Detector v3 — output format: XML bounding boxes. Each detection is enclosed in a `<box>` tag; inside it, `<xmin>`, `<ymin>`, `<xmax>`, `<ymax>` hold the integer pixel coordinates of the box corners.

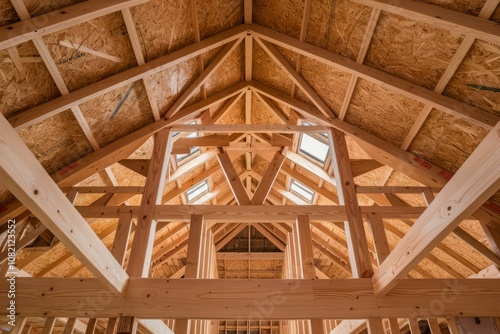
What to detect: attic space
<box><xmin>0</xmin><ymin>0</ymin><xmax>499</xmax><ymax>333</ymax></box>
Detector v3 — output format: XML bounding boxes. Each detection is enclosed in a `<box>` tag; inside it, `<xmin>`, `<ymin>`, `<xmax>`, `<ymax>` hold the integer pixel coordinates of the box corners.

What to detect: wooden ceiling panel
<box><xmin>79</xmin><ymin>80</ymin><xmax>154</xmax><ymax>147</ymax></box>
<box><xmin>0</xmin><ymin>40</ymin><xmax>60</xmax><ymax>119</ymax></box>
<box><xmin>203</xmin><ymin>42</ymin><xmax>244</xmax><ymax>97</ymax></box>
<box><xmin>17</xmin><ymin>109</ymin><xmax>93</xmax><ymax>174</ymax></box>
<box><xmin>253</xmin><ymin>41</ymin><xmax>294</xmax><ymax>96</ymax></box>
<box><xmin>196</xmin><ymin>0</ymin><xmax>243</xmax><ymax>40</ymax></box>
<box><xmin>253</xmin><ymin>0</ymin><xmax>303</xmax><ymax>40</ymax></box>
<box><xmin>345</xmin><ymin>78</ymin><xmax>424</xmax><ymax>148</ymax></box>
<box><xmin>148</xmin><ymin>57</ymin><xmax>200</xmax><ymax>115</ymax></box>
<box><xmin>41</xmin><ymin>12</ymin><xmax>137</xmax><ymax>92</ymax></box>
<box><xmin>365</xmin><ymin>12</ymin><xmax>463</xmax><ymax>90</ymax></box>
<box><xmin>298</xmin><ymin>56</ymin><xmax>352</xmax><ymax>116</ymax></box>
<box><xmin>409</xmin><ymin>108</ymin><xmax>488</xmax><ymax>174</ymax></box>
<box><xmin>130</xmin><ymin>0</ymin><xmax>195</xmax><ymax>62</ymax></box>
<box><xmin>443</xmin><ymin>40</ymin><xmax>500</xmax><ymax>115</ymax></box>
<box><xmin>306</xmin><ymin>0</ymin><xmax>371</xmax><ymax>61</ymax></box>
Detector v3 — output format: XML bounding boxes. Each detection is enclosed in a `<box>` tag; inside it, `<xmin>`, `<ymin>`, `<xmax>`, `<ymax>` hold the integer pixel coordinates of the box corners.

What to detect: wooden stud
<box><xmin>368</xmin><ymin>214</ymin><xmax>390</xmax><ymax>265</ymax></box>
<box><xmin>427</xmin><ymin>319</ymin><xmax>442</xmax><ymax>334</ymax></box>
<box><xmin>41</xmin><ymin>318</ymin><xmax>56</xmax><ymax>334</ymax></box>
<box><xmin>127</xmin><ymin>129</ymin><xmax>173</xmax><ymax>278</ymax></box>
<box><xmin>296</xmin><ymin>215</ymin><xmax>315</xmax><ymax>279</ymax></box>
<box><xmin>185</xmin><ymin>215</ymin><xmax>205</xmax><ymax>278</ymax></box>
<box><xmin>106</xmin><ymin>319</ymin><xmax>118</xmax><ymax>334</ymax></box>
<box><xmin>328</xmin><ymin>128</ymin><xmax>373</xmax><ymax>278</ymax></box>
<box><xmin>111</xmin><ymin>211</ymin><xmax>134</xmax><ymax>266</ymax></box>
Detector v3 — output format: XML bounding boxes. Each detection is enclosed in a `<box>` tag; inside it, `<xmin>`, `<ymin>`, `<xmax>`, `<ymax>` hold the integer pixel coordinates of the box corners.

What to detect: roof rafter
<box><xmin>373</xmin><ymin>122</ymin><xmax>500</xmax><ymax>296</ymax></box>
<box><xmin>0</xmin><ymin>113</ymin><xmax>128</xmax><ymax>295</ymax></box>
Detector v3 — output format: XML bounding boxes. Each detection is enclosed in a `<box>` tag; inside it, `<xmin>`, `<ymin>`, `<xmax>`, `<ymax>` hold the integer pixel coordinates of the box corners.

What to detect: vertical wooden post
<box><xmin>296</xmin><ymin>215</ymin><xmax>315</xmax><ymax>279</ymax></box>
<box><xmin>367</xmin><ymin>318</ymin><xmax>385</xmax><ymax>334</ymax></box>
<box><xmin>41</xmin><ymin>318</ymin><xmax>56</xmax><ymax>334</ymax></box>
<box><xmin>328</xmin><ymin>128</ymin><xmax>373</xmax><ymax>278</ymax></box>
<box><xmin>446</xmin><ymin>318</ymin><xmax>460</xmax><ymax>334</ymax></box>
<box><xmin>10</xmin><ymin>317</ymin><xmax>27</xmax><ymax>334</ymax></box>
<box><xmin>62</xmin><ymin>318</ymin><xmax>77</xmax><ymax>334</ymax></box>
<box><xmin>408</xmin><ymin>318</ymin><xmax>421</xmax><ymax>334</ymax></box>
<box><xmin>106</xmin><ymin>319</ymin><xmax>118</xmax><ymax>334</ymax></box>
<box><xmin>85</xmin><ymin>319</ymin><xmax>97</xmax><ymax>334</ymax></box>
<box><xmin>387</xmin><ymin>318</ymin><xmax>400</xmax><ymax>334</ymax></box>
<box><xmin>112</xmin><ymin>210</ymin><xmax>133</xmax><ymax>267</ymax></box>
<box><xmin>427</xmin><ymin>319</ymin><xmax>442</xmax><ymax>334</ymax></box>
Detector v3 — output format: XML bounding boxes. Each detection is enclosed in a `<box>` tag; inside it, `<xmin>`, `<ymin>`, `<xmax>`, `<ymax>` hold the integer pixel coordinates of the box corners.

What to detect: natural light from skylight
<box><xmin>290</xmin><ymin>180</ymin><xmax>314</xmax><ymax>203</ymax></box>
<box><xmin>186</xmin><ymin>181</ymin><xmax>209</xmax><ymax>202</ymax></box>
<box><xmin>299</xmin><ymin>133</ymin><xmax>329</xmax><ymax>163</ymax></box>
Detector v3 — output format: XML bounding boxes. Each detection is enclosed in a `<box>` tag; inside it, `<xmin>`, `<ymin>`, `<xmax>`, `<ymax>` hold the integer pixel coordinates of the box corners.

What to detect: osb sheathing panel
<box><xmin>365</xmin><ymin>12</ymin><xmax>463</xmax><ymax>90</ymax></box>
<box><xmin>0</xmin><ymin>0</ymin><xmax>18</xmax><ymax>25</ymax></box>
<box><xmin>345</xmin><ymin>134</ymin><xmax>371</xmax><ymax>159</ymax></box>
<box><xmin>204</xmin><ymin>42</ymin><xmax>244</xmax><ymax>97</ymax></box>
<box><xmin>196</xmin><ymin>0</ymin><xmax>243</xmax><ymax>40</ymax></box>
<box><xmin>130</xmin><ymin>0</ymin><xmax>194</xmax><ymax>62</ymax></box>
<box><xmin>217</xmin><ymin>97</ymin><xmax>245</xmax><ymax>124</ymax></box>
<box><xmin>421</xmin><ymin>0</ymin><xmax>486</xmax><ymax>16</ymax></box>
<box><xmin>297</xmin><ymin>56</ymin><xmax>352</xmax><ymax>116</ymax></box>
<box><xmin>409</xmin><ymin>109</ymin><xmax>488</xmax><ymax>174</ymax></box>
<box><xmin>345</xmin><ymin>78</ymin><xmax>423</xmax><ymax>147</ymax></box>
<box><xmin>253</xmin><ymin>0</ymin><xmax>303</xmax><ymax>39</ymax></box>
<box><xmin>150</xmin><ymin>57</ymin><xmax>199</xmax><ymax>116</ymax></box>
<box><xmin>109</xmin><ymin>162</ymin><xmax>146</xmax><ymax>186</ymax></box>
<box><xmin>23</xmin><ymin>0</ymin><xmax>86</xmax><ymax>16</ymax></box>
<box><xmin>386</xmin><ymin>170</ymin><xmax>423</xmax><ymax>187</ymax></box>
<box><xmin>0</xmin><ymin>41</ymin><xmax>59</xmax><ymax>119</ymax></box>
<box><xmin>42</xmin><ymin>12</ymin><xmax>137</xmax><ymax>92</ymax></box>
<box><xmin>306</xmin><ymin>0</ymin><xmax>371</xmax><ymax>60</ymax></box>
<box><xmin>79</xmin><ymin>80</ymin><xmax>154</xmax><ymax>147</ymax></box>
<box><xmin>253</xmin><ymin>42</ymin><xmax>293</xmax><ymax>95</ymax></box>
<box><xmin>443</xmin><ymin>40</ymin><xmax>500</xmax><ymax>115</ymax></box>
<box><xmin>129</xmin><ymin>136</ymin><xmax>153</xmax><ymax>159</ymax></box>
<box><xmin>18</xmin><ymin>110</ymin><xmax>93</xmax><ymax>175</ymax></box>
<box><xmin>251</xmin><ymin>93</ymin><xmax>284</xmax><ymax>124</ymax></box>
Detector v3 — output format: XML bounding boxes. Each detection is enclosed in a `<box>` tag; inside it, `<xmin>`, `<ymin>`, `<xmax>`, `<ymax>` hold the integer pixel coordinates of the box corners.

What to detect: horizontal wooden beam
<box><xmin>2</xmin><ymin>278</ymin><xmax>500</xmax><ymax>319</ymax></box>
<box><xmin>216</xmin><ymin>252</ymin><xmax>284</xmax><ymax>260</ymax></box>
<box><xmin>170</xmin><ymin>123</ymin><xmax>328</xmax><ymax>133</ymax></box>
<box><xmin>75</xmin><ymin>204</ymin><xmax>426</xmax><ymax>221</ymax></box>
<box><xmin>351</xmin><ymin>0</ymin><xmax>500</xmax><ymax>46</ymax></box>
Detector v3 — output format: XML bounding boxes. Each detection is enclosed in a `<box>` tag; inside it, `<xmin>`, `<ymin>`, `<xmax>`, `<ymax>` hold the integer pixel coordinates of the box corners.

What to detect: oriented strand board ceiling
<box><xmin>0</xmin><ymin>0</ymin><xmax>499</xmax><ymax>320</ymax></box>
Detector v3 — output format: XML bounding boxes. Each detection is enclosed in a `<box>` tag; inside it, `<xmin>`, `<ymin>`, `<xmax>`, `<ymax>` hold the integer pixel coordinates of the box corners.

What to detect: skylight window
<box><xmin>290</xmin><ymin>180</ymin><xmax>314</xmax><ymax>203</ymax></box>
<box><xmin>176</xmin><ymin>123</ymin><xmax>199</xmax><ymax>162</ymax></box>
<box><xmin>186</xmin><ymin>181</ymin><xmax>209</xmax><ymax>202</ymax></box>
<box><xmin>299</xmin><ymin>133</ymin><xmax>329</xmax><ymax>163</ymax></box>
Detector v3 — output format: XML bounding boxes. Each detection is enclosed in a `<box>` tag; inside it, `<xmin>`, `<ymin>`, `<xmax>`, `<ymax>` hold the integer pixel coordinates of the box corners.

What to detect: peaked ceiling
<box><xmin>0</xmin><ymin>0</ymin><xmax>499</xmax><ymax>298</ymax></box>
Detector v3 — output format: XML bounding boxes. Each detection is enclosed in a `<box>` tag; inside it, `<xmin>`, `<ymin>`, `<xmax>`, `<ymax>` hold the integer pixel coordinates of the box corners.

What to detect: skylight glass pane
<box><xmin>299</xmin><ymin>133</ymin><xmax>329</xmax><ymax>163</ymax></box>
<box><xmin>290</xmin><ymin>180</ymin><xmax>314</xmax><ymax>202</ymax></box>
<box><xmin>302</xmin><ymin>121</ymin><xmax>327</xmax><ymax>137</ymax></box>
<box><xmin>187</xmin><ymin>181</ymin><xmax>209</xmax><ymax>202</ymax></box>
<box><xmin>177</xmin><ymin>146</ymin><xmax>200</xmax><ymax>162</ymax></box>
